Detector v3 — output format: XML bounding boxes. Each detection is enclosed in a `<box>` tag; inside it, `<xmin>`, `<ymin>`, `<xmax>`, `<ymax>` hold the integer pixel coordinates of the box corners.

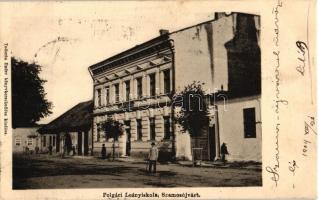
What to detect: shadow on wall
<box><xmin>225</xmin><ymin>13</ymin><xmax>261</xmax><ymax>98</ymax></box>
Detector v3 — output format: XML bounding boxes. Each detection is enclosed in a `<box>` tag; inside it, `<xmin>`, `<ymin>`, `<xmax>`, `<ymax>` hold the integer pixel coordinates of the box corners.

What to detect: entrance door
<box><xmin>84</xmin><ymin>131</ymin><xmax>89</xmax><ymax>156</ymax></box>
<box><xmin>65</xmin><ymin>133</ymin><xmax>72</xmax><ymax>154</ymax></box>
<box><xmin>78</xmin><ymin>132</ymin><xmax>82</xmax><ymax>155</ymax></box>
<box><xmin>56</xmin><ymin>133</ymin><xmax>60</xmax><ymax>153</ymax></box>
<box><xmin>208</xmin><ymin>126</ymin><xmax>216</xmax><ymax>161</ymax></box>
<box><xmin>125</xmin><ymin>121</ymin><xmax>131</xmax><ymax>156</ymax></box>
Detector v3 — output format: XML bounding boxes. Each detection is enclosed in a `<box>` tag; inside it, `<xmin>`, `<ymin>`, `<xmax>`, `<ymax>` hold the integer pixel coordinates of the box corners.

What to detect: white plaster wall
<box><xmin>171</xmin><ymin>24</ymin><xmax>213</xmax><ymax>93</ymax></box>
<box><xmin>217</xmin><ymin>96</ymin><xmax>261</xmax><ymax>162</ymax></box>
<box><xmin>174</xmin><ymin>106</ymin><xmax>192</xmax><ymax>160</ymax></box>
<box><xmin>12</xmin><ymin>127</ymin><xmax>39</xmax><ymax>152</ymax></box>
<box><xmin>170</xmin><ymin>15</ymin><xmax>235</xmax><ymax>94</ymax></box>
<box><xmin>69</xmin><ymin>132</ymin><xmax>78</xmax><ymax>147</ymax></box>
<box><xmin>175</xmin><ymin>125</ymin><xmax>192</xmax><ymax>161</ymax></box>
<box><xmin>211</xmin><ymin>15</ymin><xmax>235</xmax><ymax>91</ymax></box>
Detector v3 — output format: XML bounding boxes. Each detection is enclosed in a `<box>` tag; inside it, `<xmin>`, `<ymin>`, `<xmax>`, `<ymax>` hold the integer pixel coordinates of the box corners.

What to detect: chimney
<box><xmin>214</xmin><ymin>12</ymin><xmax>226</xmax><ymax>20</ymax></box>
<box><xmin>159</xmin><ymin>29</ymin><xmax>169</xmax><ymax>36</ymax></box>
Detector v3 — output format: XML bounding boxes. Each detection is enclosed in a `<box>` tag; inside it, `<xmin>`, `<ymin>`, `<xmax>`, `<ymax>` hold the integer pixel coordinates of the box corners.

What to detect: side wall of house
<box><xmin>217</xmin><ymin>96</ymin><xmax>261</xmax><ymax>162</ymax></box>
<box><xmin>12</xmin><ymin>128</ymin><xmax>40</xmax><ymax>153</ymax></box>
<box><xmin>170</xmin><ymin>14</ymin><xmax>235</xmax><ymax>93</ymax></box>
<box><xmin>169</xmin><ymin>14</ymin><xmax>237</xmax><ymax>161</ymax></box>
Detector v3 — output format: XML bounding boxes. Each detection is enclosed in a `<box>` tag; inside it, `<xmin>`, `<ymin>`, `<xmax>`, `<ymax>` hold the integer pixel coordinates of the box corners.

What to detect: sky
<box><xmin>7</xmin><ymin>1</ymin><xmax>237</xmax><ymax>124</ymax></box>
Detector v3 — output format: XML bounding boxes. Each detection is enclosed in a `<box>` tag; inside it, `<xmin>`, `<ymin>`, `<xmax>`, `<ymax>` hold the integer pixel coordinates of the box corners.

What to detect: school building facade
<box><xmin>88</xmin><ymin>12</ymin><xmax>261</xmax><ymax>162</ymax></box>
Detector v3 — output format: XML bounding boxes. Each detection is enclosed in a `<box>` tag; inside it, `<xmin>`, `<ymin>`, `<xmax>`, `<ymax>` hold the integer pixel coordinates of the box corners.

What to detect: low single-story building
<box><xmin>38</xmin><ymin>100</ymin><xmax>93</xmax><ymax>156</ymax></box>
<box><xmin>12</xmin><ymin>126</ymin><xmax>41</xmax><ymax>153</ymax></box>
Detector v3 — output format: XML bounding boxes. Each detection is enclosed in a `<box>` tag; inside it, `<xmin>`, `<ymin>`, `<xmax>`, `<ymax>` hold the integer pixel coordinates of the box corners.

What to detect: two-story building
<box><xmin>88</xmin><ymin>12</ymin><xmax>261</xmax><ymax>162</ymax></box>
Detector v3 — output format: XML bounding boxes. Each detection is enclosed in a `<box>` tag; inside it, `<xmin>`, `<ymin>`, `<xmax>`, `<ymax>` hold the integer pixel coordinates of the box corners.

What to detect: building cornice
<box><xmin>89</xmin><ymin>36</ymin><xmax>171</xmax><ymax>76</ymax></box>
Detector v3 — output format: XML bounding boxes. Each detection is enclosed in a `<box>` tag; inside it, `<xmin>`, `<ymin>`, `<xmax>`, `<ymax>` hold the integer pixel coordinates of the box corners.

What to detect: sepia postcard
<box><xmin>0</xmin><ymin>0</ymin><xmax>316</xmax><ymax>199</ymax></box>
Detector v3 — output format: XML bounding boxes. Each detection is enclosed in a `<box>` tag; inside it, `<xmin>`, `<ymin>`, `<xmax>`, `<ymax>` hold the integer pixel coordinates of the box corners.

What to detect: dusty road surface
<box><xmin>13</xmin><ymin>154</ymin><xmax>262</xmax><ymax>189</ymax></box>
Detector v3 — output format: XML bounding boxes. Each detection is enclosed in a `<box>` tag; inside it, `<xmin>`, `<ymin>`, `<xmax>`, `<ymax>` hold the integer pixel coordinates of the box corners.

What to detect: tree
<box><xmin>173</xmin><ymin>81</ymin><xmax>209</xmax><ymax>163</ymax></box>
<box><xmin>100</xmin><ymin>117</ymin><xmax>124</xmax><ymax>161</ymax></box>
<box><xmin>12</xmin><ymin>57</ymin><xmax>52</xmax><ymax>128</ymax></box>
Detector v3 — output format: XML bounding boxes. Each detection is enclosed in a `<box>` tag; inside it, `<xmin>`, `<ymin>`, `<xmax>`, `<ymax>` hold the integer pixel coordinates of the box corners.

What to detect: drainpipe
<box><xmin>214</xmin><ymin>105</ymin><xmax>221</xmax><ymax>161</ymax></box>
<box><xmin>88</xmin><ymin>67</ymin><xmax>95</xmax><ymax>156</ymax></box>
<box><xmin>168</xmin><ymin>39</ymin><xmax>176</xmax><ymax>160</ymax></box>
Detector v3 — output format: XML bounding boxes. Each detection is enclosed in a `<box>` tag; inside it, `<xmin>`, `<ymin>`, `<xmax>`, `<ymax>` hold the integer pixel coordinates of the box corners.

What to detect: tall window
<box><xmin>243</xmin><ymin>108</ymin><xmax>256</xmax><ymax>138</ymax></box>
<box><xmin>149</xmin><ymin>73</ymin><xmax>156</xmax><ymax>97</ymax></box>
<box><xmin>164</xmin><ymin>117</ymin><xmax>171</xmax><ymax>139</ymax></box>
<box><xmin>53</xmin><ymin>136</ymin><xmax>56</xmax><ymax>146</ymax></box>
<box><xmin>43</xmin><ymin>136</ymin><xmax>46</xmax><ymax>147</ymax></box>
<box><xmin>137</xmin><ymin>119</ymin><xmax>142</xmax><ymax>140</ymax></box>
<box><xmin>97</xmin><ymin>124</ymin><xmax>101</xmax><ymax>142</ymax></box>
<box><xmin>136</xmin><ymin>77</ymin><xmax>143</xmax><ymax>99</ymax></box>
<box><xmin>105</xmin><ymin>87</ymin><xmax>110</xmax><ymax>105</ymax></box>
<box><xmin>149</xmin><ymin>118</ymin><xmax>156</xmax><ymax>140</ymax></box>
<box><xmin>125</xmin><ymin>80</ymin><xmax>130</xmax><ymax>101</ymax></box>
<box><xmin>114</xmin><ymin>84</ymin><xmax>120</xmax><ymax>103</ymax></box>
<box><xmin>97</xmin><ymin>89</ymin><xmax>101</xmax><ymax>107</ymax></box>
<box><xmin>49</xmin><ymin>136</ymin><xmax>52</xmax><ymax>146</ymax></box>
<box><xmin>164</xmin><ymin>70</ymin><xmax>171</xmax><ymax>94</ymax></box>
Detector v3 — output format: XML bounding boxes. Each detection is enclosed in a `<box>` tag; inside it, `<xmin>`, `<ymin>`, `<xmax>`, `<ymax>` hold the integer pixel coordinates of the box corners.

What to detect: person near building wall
<box><xmin>148</xmin><ymin>142</ymin><xmax>159</xmax><ymax>173</ymax></box>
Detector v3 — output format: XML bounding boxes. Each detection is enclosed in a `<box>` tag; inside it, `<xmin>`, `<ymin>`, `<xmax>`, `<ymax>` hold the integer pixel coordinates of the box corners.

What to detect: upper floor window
<box><xmin>243</xmin><ymin>107</ymin><xmax>256</xmax><ymax>138</ymax></box>
<box><xmin>105</xmin><ymin>87</ymin><xmax>110</xmax><ymax>105</ymax></box>
<box><xmin>97</xmin><ymin>88</ymin><xmax>101</xmax><ymax>107</ymax></box>
<box><xmin>136</xmin><ymin>77</ymin><xmax>143</xmax><ymax>99</ymax></box>
<box><xmin>149</xmin><ymin>73</ymin><xmax>156</xmax><ymax>97</ymax></box>
<box><xmin>149</xmin><ymin>118</ymin><xmax>156</xmax><ymax>140</ymax></box>
<box><xmin>114</xmin><ymin>84</ymin><xmax>120</xmax><ymax>103</ymax></box>
<box><xmin>125</xmin><ymin>80</ymin><xmax>130</xmax><ymax>101</ymax></box>
<box><xmin>164</xmin><ymin>70</ymin><xmax>171</xmax><ymax>94</ymax></box>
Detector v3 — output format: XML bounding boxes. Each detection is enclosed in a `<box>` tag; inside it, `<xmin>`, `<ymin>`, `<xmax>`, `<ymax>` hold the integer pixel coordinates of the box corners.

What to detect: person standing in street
<box><xmin>101</xmin><ymin>144</ymin><xmax>107</xmax><ymax>159</ymax></box>
<box><xmin>148</xmin><ymin>142</ymin><xmax>159</xmax><ymax>174</ymax></box>
<box><xmin>220</xmin><ymin>142</ymin><xmax>229</xmax><ymax>164</ymax></box>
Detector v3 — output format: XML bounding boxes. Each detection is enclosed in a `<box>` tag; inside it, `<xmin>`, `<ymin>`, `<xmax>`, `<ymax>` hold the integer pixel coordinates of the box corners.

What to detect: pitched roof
<box><xmin>38</xmin><ymin>100</ymin><xmax>93</xmax><ymax>134</ymax></box>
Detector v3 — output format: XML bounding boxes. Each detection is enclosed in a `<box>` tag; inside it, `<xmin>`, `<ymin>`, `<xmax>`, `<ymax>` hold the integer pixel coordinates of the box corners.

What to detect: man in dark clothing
<box><xmin>101</xmin><ymin>144</ymin><xmax>107</xmax><ymax>159</ymax></box>
<box><xmin>220</xmin><ymin>143</ymin><xmax>229</xmax><ymax>164</ymax></box>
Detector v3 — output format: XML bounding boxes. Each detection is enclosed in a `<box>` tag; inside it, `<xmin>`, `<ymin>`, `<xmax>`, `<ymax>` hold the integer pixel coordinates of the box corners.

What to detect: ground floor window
<box><xmin>150</xmin><ymin>118</ymin><xmax>155</xmax><ymax>140</ymax></box>
<box><xmin>164</xmin><ymin>116</ymin><xmax>171</xmax><ymax>139</ymax></box>
<box><xmin>96</xmin><ymin>123</ymin><xmax>102</xmax><ymax>142</ymax></box>
<box><xmin>137</xmin><ymin>119</ymin><xmax>142</xmax><ymax>140</ymax></box>
<box><xmin>243</xmin><ymin>107</ymin><xmax>256</xmax><ymax>138</ymax></box>
<box><xmin>15</xmin><ymin>138</ymin><xmax>21</xmax><ymax>146</ymax></box>
<box><xmin>27</xmin><ymin>138</ymin><xmax>33</xmax><ymax>146</ymax></box>
<box><xmin>53</xmin><ymin>136</ymin><xmax>56</xmax><ymax>146</ymax></box>
<box><xmin>43</xmin><ymin>136</ymin><xmax>46</xmax><ymax>147</ymax></box>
